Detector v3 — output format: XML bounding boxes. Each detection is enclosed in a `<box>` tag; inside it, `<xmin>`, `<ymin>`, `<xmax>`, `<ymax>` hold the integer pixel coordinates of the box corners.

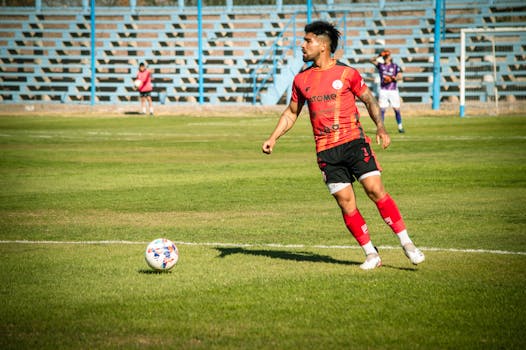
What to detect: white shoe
<box><xmin>360</xmin><ymin>253</ymin><xmax>382</xmax><ymax>270</ymax></box>
<box><xmin>403</xmin><ymin>243</ymin><xmax>425</xmax><ymax>265</ymax></box>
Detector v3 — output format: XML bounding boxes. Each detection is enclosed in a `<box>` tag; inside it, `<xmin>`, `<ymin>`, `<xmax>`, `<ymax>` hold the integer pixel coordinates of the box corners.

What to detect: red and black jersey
<box><xmin>291</xmin><ymin>60</ymin><xmax>368</xmax><ymax>153</ymax></box>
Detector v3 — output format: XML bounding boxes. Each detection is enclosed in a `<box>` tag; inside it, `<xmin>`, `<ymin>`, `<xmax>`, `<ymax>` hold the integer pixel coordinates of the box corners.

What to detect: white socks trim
<box><xmin>396</xmin><ymin>229</ymin><xmax>413</xmax><ymax>246</ymax></box>
<box><xmin>361</xmin><ymin>241</ymin><xmax>378</xmax><ymax>256</ymax></box>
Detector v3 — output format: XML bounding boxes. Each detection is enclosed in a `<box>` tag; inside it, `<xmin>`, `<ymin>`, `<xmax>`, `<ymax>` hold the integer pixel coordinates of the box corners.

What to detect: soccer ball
<box><xmin>145</xmin><ymin>238</ymin><xmax>179</xmax><ymax>271</ymax></box>
<box><xmin>134</xmin><ymin>79</ymin><xmax>142</xmax><ymax>88</ymax></box>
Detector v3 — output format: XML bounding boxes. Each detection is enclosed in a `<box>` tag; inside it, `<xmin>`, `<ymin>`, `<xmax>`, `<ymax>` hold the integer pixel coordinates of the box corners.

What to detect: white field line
<box><xmin>0</xmin><ymin>240</ymin><xmax>525</xmax><ymax>256</ymax></box>
<box><xmin>1</xmin><ymin>133</ymin><xmax>525</xmax><ymax>141</ymax></box>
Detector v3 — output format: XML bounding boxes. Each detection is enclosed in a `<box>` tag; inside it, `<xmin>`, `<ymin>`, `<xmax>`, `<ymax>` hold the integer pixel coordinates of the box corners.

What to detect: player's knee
<box><xmin>362</xmin><ymin>181</ymin><xmax>386</xmax><ymax>202</ymax></box>
<box><xmin>337</xmin><ymin>200</ymin><xmax>357</xmax><ymax>215</ymax></box>
<box><xmin>331</xmin><ymin>190</ymin><xmax>356</xmax><ymax>214</ymax></box>
<box><xmin>368</xmin><ymin>190</ymin><xmax>387</xmax><ymax>203</ymax></box>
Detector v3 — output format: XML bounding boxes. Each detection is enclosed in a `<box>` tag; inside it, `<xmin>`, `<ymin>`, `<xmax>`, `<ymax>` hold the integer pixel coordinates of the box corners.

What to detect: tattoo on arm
<box><xmin>277</xmin><ymin>114</ymin><xmax>295</xmax><ymax>137</ymax></box>
<box><xmin>283</xmin><ymin>114</ymin><xmax>296</xmax><ymax>133</ymax></box>
<box><xmin>271</xmin><ymin>104</ymin><xmax>299</xmax><ymax>141</ymax></box>
<box><xmin>360</xmin><ymin>89</ymin><xmax>384</xmax><ymax>128</ymax></box>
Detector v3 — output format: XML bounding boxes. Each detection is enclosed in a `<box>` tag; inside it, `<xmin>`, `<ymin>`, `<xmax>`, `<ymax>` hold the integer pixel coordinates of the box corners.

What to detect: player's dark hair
<box><xmin>304</xmin><ymin>21</ymin><xmax>340</xmax><ymax>54</ymax></box>
<box><xmin>139</xmin><ymin>62</ymin><xmax>146</xmax><ymax>67</ymax></box>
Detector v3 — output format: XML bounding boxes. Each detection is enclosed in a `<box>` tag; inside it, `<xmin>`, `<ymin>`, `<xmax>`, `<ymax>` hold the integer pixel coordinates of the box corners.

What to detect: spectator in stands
<box><xmin>134</xmin><ymin>62</ymin><xmax>154</xmax><ymax>115</ymax></box>
<box><xmin>371</xmin><ymin>50</ymin><xmax>405</xmax><ymax>133</ymax></box>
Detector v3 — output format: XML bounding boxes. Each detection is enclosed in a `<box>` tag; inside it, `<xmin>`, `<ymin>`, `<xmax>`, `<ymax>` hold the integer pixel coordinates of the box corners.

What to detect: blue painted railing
<box><xmin>251</xmin><ymin>12</ymin><xmax>349</xmax><ymax>105</ymax></box>
<box><xmin>251</xmin><ymin>14</ymin><xmax>298</xmax><ymax>105</ymax></box>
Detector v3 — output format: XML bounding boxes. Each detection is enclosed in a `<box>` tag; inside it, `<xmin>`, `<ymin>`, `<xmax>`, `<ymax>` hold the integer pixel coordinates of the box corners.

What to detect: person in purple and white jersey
<box><xmin>372</xmin><ymin>50</ymin><xmax>405</xmax><ymax>133</ymax></box>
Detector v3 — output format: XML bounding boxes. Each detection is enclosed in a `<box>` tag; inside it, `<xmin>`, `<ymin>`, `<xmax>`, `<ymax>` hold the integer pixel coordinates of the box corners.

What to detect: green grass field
<box><xmin>1</xmin><ymin>112</ymin><xmax>525</xmax><ymax>349</ymax></box>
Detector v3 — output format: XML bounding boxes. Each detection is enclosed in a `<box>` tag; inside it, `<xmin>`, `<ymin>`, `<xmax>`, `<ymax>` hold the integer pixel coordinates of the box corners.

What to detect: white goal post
<box><xmin>460</xmin><ymin>27</ymin><xmax>526</xmax><ymax>117</ymax></box>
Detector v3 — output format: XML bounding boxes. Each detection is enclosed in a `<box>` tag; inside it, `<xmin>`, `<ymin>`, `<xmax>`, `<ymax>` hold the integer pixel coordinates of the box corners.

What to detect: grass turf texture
<box><xmin>1</xmin><ymin>113</ymin><xmax>525</xmax><ymax>349</ymax></box>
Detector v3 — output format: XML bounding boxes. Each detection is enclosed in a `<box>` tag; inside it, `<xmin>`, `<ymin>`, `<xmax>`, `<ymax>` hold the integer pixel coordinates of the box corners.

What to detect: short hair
<box><xmin>304</xmin><ymin>21</ymin><xmax>341</xmax><ymax>54</ymax></box>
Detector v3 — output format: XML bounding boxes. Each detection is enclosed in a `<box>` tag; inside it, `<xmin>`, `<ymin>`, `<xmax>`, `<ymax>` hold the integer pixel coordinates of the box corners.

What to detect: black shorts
<box><xmin>140</xmin><ymin>91</ymin><xmax>152</xmax><ymax>97</ymax></box>
<box><xmin>317</xmin><ymin>139</ymin><xmax>382</xmax><ymax>185</ymax></box>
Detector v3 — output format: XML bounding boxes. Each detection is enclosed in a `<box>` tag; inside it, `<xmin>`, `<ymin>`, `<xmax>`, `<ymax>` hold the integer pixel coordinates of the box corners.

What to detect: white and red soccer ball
<box><xmin>145</xmin><ymin>238</ymin><xmax>179</xmax><ymax>271</ymax></box>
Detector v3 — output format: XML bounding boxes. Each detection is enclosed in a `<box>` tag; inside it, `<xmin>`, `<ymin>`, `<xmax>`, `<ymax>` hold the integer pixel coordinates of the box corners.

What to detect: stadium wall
<box><xmin>1</xmin><ymin>0</ymin><xmax>525</xmax><ymax>106</ymax></box>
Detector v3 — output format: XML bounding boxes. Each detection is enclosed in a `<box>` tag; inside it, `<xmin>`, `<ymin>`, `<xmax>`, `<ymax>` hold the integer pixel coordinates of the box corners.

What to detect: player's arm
<box><xmin>394</xmin><ymin>64</ymin><xmax>403</xmax><ymax>82</ymax></box>
<box><xmin>262</xmin><ymin>100</ymin><xmax>302</xmax><ymax>154</ymax></box>
<box><xmin>358</xmin><ymin>87</ymin><xmax>391</xmax><ymax>149</ymax></box>
<box><xmin>371</xmin><ymin>50</ymin><xmax>389</xmax><ymax>65</ymax></box>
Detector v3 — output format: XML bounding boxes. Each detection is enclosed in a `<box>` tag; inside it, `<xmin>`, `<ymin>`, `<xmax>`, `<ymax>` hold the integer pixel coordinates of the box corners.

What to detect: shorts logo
<box><xmin>362</xmin><ymin>147</ymin><xmax>371</xmax><ymax>163</ymax></box>
<box><xmin>317</xmin><ymin>157</ymin><xmax>327</xmax><ymax>170</ymax></box>
<box><xmin>332</xmin><ymin>79</ymin><xmax>343</xmax><ymax>90</ymax></box>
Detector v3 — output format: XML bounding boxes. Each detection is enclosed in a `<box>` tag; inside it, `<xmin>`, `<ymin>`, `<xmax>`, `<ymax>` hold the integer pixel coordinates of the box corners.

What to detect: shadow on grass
<box><xmin>215</xmin><ymin>247</ymin><xmax>417</xmax><ymax>271</ymax></box>
<box><xmin>137</xmin><ymin>269</ymin><xmax>172</xmax><ymax>274</ymax></box>
<box><xmin>216</xmin><ymin>247</ymin><xmax>360</xmax><ymax>266</ymax></box>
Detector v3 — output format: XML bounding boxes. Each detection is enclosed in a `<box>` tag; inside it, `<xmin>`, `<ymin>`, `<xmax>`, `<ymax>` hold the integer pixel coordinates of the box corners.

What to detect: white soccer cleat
<box><xmin>360</xmin><ymin>253</ymin><xmax>382</xmax><ymax>270</ymax></box>
<box><xmin>403</xmin><ymin>243</ymin><xmax>425</xmax><ymax>265</ymax></box>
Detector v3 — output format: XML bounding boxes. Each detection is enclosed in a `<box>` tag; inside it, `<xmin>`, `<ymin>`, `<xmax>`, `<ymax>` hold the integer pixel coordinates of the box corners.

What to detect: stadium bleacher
<box><xmin>0</xmin><ymin>0</ymin><xmax>525</xmax><ymax>105</ymax></box>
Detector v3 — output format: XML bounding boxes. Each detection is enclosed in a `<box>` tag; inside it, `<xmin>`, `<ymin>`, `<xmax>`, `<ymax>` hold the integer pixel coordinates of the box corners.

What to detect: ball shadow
<box><xmin>137</xmin><ymin>269</ymin><xmax>172</xmax><ymax>274</ymax></box>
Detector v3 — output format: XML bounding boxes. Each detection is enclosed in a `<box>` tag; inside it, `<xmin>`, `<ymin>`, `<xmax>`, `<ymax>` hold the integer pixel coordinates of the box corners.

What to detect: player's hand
<box><xmin>383</xmin><ymin>76</ymin><xmax>393</xmax><ymax>84</ymax></box>
<box><xmin>376</xmin><ymin>127</ymin><xmax>391</xmax><ymax>149</ymax></box>
<box><xmin>262</xmin><ymin>139</ymin><xmax>275</xmax><ymax>154</ymax></box>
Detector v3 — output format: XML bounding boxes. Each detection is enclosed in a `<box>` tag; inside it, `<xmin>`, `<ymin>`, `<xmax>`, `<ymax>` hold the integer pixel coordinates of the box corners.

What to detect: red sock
<box><xmin>343</xmin><ymin>210</ymin><xmax>371</xmax><ymax>246</ymax></box>
<box><xmin>376</xmin><ymin>194</ymin><xmax>406</xmax><ymax>234</ymax></box>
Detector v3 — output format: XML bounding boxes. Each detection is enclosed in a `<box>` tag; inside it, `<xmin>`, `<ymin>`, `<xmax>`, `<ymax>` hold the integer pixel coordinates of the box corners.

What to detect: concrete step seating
<box><xmin>0</xmin><ymin>1</ymin><xmax>525</xmax><ymax>104</ymax></box>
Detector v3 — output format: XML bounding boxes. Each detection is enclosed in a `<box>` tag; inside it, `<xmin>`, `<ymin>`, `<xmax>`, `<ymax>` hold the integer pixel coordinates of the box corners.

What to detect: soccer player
<box><xmin>134</xmin><ymin>62</ymin><xmax>154</xmax><ymax>115</ymax></box>
<box><xmin>371</xmin><ymin>50</ymin><xmax>405</xmax><ymax>133</ymax></box>
<box><xmin>261</xmin><ymin>21</ymin><xmax>424</xmax><ymax>270</ymax></box>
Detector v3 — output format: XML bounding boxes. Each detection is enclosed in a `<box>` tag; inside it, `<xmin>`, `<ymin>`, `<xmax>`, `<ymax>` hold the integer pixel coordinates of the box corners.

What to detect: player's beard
<box><xmin>302</xmin><ymin>52</ymin><xmax>313</xmax><ymax>62</ymax></box>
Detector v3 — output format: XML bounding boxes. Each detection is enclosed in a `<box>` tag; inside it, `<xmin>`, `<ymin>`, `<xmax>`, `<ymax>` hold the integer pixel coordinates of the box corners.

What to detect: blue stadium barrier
<box><xmin>0</xmin><ymin>1</ymin><xmax>525</xmax><ymax>105</ymax></box>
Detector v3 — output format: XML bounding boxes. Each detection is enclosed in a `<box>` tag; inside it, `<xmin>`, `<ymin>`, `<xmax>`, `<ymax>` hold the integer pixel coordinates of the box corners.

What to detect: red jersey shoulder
<box><xmin>294</xmin><ymin>61</ymin><xmax>355</xmax><ymax>84</ymax></box>
<box><xmin>292</xmin><ymin>66</ymin><xmax>314</xmax><ymax>102</ymax></box>
<box><xmin>335</xmin><ymin>61</ymin><xmax>362</xmax><ymax>80</ymax></box>
<box><xmin>292</xmin><ymin>61</ymin><xmax>367</xmax><ymax>101</ymax></box>
<box><xmin>294</xmin><ymin>65</ymin><xmax>314</xmax><ymax>82</ymax></box>
<box><xmin>334</xmin><ymin>62</ymin><xmax>367</xmax><ymax>96</ymax></box>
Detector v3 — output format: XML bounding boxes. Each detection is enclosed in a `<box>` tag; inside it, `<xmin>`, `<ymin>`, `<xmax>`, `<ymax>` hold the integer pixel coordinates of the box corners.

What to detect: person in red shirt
<box><xmin>134</xmin><ymin>62</ymin><xmax>154</xmax><ymax>115</ymax></box>
<box><xmin>262</xmin><ymin>21</ymin><xmax>424</xmax><ymax>270</ymax></box>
